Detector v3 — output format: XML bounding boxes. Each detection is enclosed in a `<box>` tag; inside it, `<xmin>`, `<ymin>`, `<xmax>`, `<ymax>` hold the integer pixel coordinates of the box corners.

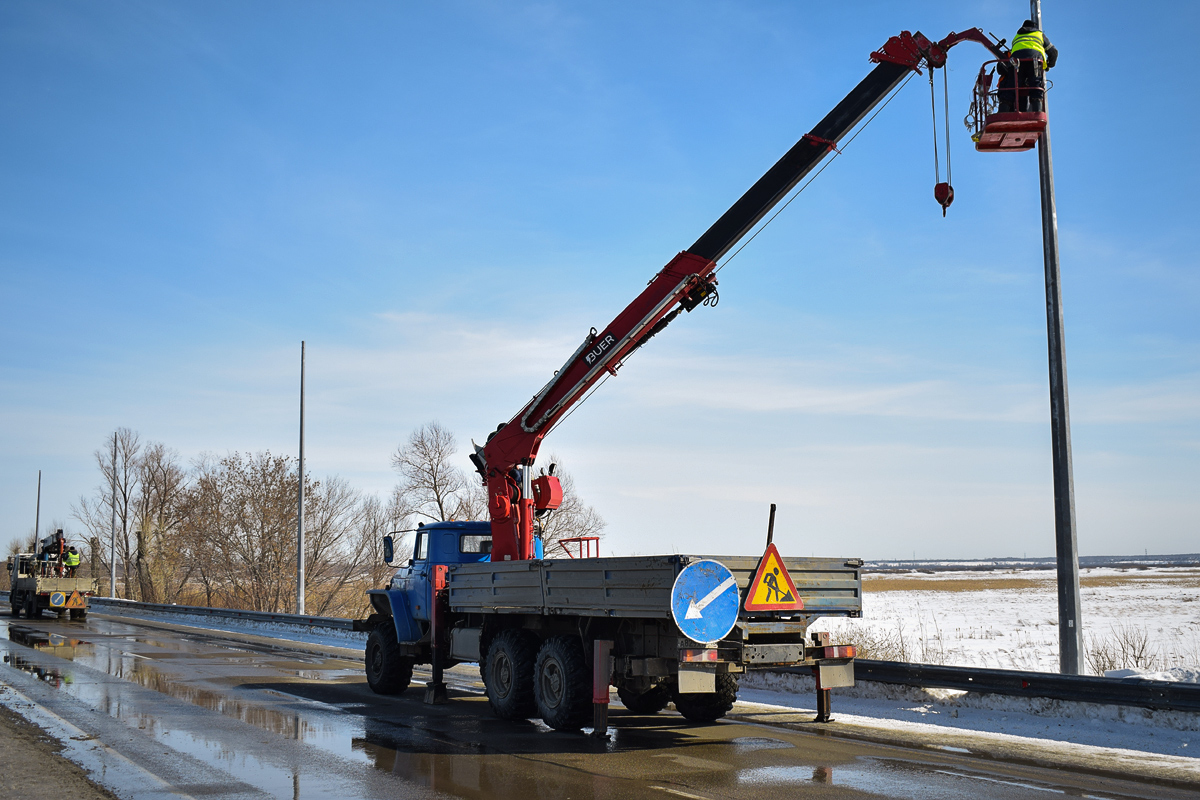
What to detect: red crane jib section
<box><xmin>479</xmin><ymin>28</ymin><xmax>1005</xmax><ymax>563</ymax></box>
<box><xmin>483</xmin><ymin>250</ymin><xmax>717</xmax><ymax>562</ymax></box>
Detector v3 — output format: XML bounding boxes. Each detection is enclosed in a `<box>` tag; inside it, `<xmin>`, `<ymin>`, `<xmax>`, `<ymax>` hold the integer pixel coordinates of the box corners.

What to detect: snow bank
<box><xmin>1107</xmin><ymin>667</ymin><xmax>1200</xmax><ymax>684</ymax></box>
<box><xmin>741</xmin><ymin>669</ymin><xmax>1200</xmax><ymax>758</ymax></box>
<box><xmin>98</xmin><ymin>606</ymin><xmax>368</xmax><ymax>652</ymax></box>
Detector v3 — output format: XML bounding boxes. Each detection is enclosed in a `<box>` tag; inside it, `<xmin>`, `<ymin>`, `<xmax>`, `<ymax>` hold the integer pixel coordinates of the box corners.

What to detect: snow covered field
<box><xmin>809</xmin><ymin>566</ymin><xmax>1200</xmax><ymax>675</ymax></box>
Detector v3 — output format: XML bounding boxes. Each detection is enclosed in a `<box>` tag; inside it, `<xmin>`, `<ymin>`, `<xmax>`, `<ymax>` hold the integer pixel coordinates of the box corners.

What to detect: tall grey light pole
<box><xmin>297</xmin><ymin>341</ymin><xmax>306</xmax><ymax>615</ymax></box>
<box><xmin>110</xmin><ymin>433</ymin><xmax>118</xmax><ymax>599</ymax></box>
<box><xmin>1031</xmin><ymin>0</ymin><xmax>1082</xmax><ymax>674</ymax></box>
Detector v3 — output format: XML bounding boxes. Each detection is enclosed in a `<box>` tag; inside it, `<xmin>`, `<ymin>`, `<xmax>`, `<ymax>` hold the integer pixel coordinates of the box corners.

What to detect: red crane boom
<box><xmin>474</xmin><ymin>28</ymin><xmax>1010</xmax><ymax>563</ymax></box>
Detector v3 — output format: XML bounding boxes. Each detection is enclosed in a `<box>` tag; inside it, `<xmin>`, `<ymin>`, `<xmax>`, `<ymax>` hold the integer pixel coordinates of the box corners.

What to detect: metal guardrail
<box><xmin>776</xmin><ymin>659</ymin><xmax>1200</xmax><ymax>713</ymax></box>
<box><xmin>86</xmin><ymin>596</ymin><xmax>356</xmax><ymax>631</ymax></box>
<box><xmin>0</xmin><ymin>590</ymin><xmax>353</xmax><ymax>631</ymax></box>
<box><xmin>4</xmin><ymin>590</ymin><xmax>1197</xmax><ymax>713</ymax></box>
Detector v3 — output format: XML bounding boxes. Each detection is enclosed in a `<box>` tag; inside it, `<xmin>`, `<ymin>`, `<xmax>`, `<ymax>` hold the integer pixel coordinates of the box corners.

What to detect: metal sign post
<box><xmin>1031</xmin><ymin>0</ymin><xmax>1082</xmax><ymax>674</ymax></box>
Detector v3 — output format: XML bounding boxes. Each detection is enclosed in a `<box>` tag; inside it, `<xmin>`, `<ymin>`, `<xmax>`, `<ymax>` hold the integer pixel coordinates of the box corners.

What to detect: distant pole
<box><xmin>1032</xmin><ymin>0</ymin><xmax>1082</xmax><ymax>674</ymax></box>
<box><xmin>765</xmin><ymin>503</ymin><xmax>776</xmax><ymax>548</ymax></box>
<box><xmin>110</xmin><ymin>433</ymin><xmax>117</xmax><ymax>598</ymax></box>
<box><xmin>34</xmin><ymin>470</ymin><xmax>42</xmax><ymax>543</ymax></box>
<box><xmin>297</xmin><ymin>341</ymin><xmax>306</xmax><ymax>616</ymax></box>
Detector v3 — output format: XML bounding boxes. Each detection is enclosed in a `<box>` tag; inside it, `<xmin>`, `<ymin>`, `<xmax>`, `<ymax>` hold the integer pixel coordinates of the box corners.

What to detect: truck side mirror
<box><xmin>383</xmin><ymin>535</ymin><xmax>394</xmax><ymax>565</ymax></box>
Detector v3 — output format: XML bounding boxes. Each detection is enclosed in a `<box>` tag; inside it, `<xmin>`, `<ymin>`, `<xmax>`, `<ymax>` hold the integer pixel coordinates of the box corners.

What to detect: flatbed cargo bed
<box><xmin>448</xmin><ymin>553</ymin><xmax>862</xmax><ymax>620</ymax></box>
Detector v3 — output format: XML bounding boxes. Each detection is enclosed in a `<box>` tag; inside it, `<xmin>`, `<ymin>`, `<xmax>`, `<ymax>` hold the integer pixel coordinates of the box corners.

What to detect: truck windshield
<box><xmin>460</xmin><ymin>535</ymin><xmax>491</xmax><ymax>554</ymax></box>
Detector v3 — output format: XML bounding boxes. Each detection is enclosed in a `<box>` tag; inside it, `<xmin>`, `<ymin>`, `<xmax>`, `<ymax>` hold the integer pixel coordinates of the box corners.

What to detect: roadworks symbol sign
<box><xmin>744</xmin><ymin>543</ymin><xmax>804</xmax><ymax>612</ymax></box>
<box><xmin>65</xmin><ymin>591</ymin><xmax>86</xmax><ymax>609</ymax></box>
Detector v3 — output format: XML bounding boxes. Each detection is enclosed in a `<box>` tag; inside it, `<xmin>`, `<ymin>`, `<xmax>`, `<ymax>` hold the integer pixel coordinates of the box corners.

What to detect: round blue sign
<box><xmin>671</xmin><ymin>559</ymin><xmax>740</xmax><ymax>644</ymax></box>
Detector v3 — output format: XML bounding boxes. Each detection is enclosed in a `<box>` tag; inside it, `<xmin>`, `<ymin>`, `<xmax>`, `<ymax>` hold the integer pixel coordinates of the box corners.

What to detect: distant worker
<box><xmin>1007</xmin><ymin>19</ymin><xmax>1058</xmax><ymax>113</ymax></box>
<box><xmin>64</xmin><ymin>546</ymin><xmax>81</xmax><ymax>577</ymax></box>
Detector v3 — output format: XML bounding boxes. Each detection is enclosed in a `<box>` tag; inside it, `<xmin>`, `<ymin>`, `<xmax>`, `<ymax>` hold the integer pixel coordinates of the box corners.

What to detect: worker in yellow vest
<box><xmin>1011</xmin><ymin>19</ymin><xmax>1058</xmax><ymax>113</ymax></box>
<box><xmin>64</xmin><ymin>547</ymin><xmax>81</xmax><ymax>577</ymax></box>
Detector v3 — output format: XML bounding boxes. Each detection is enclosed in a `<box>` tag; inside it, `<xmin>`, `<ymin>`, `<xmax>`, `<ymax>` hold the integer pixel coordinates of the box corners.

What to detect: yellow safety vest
<box><xmin>64</xmin><ymin>552</ymin><xmax>80</xmax><ymax>567</ymax></box>
<box><xmin>1011</xmin><ymin>30</ymin><xmax>1046</xmax><ymax>59</ymax></box>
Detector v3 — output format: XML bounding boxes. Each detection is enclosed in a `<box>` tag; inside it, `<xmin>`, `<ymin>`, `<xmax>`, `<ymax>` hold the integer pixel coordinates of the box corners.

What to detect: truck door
<box><xmin>407</xmin><ymin>530</ymin><xmax>432</xmax><ymax>622</ymax></box>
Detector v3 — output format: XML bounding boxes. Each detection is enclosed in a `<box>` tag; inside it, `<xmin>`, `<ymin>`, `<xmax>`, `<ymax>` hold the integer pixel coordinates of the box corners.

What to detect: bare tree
<box><xmin>178</xmin><ymin>454</ymin><xmax>225</xmax><ymax>606</ymax></box>
<box><xmin>73</xmin><ymin>428</ymin><xmax>141</xmax><ymax>598</ymax></box>
<box><xmin>134</xmin><ymin>442</ymin><xmax>188</xmax><ymax>602</ymax></box>
<box><xmin>534</xmin><ymin>457</ymin><xmax>606</xmax><ymax>555</ymax></box>
<box><xmin>302</xmin><ymin>475</ymin><xmax>366</xmax><ymax>616</ymax></box>
<box><xmin>210</xmin><ymin>451</ymin><xmax>300</xmax><ymax>613</ymax></box>
<box><xmin>391</xmin><ymin>422</ymin><xmax>479</xmax><ymax>521</ymax></box>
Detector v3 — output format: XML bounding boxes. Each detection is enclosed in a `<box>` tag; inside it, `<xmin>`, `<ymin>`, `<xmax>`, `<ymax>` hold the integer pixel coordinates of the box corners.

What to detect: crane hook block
<box><xmin>934</xmin><ymin>182</ymin><xmax>954</xmax><ymax>216</ymax></box>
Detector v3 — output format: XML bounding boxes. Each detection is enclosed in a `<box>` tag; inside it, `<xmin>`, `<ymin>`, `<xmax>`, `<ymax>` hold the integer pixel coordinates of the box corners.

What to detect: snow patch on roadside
<box><xmin>1107</xmin><ymin>667</ymin><xmax>1200</xmax><ymax>683</ymax></box>
<box><xmin>97</xmin><ymin>607</ymin><xmax>368</xmax><ymax>652</ymax></box>
<box><xmin>741</xmin><ymin>670</ymin><xmax>1200</xmax><ymax>759</ymax></box>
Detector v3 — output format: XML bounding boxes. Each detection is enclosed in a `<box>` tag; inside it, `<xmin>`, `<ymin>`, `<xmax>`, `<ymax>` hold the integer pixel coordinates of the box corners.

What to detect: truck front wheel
<box><xmin>534</xmin><ymin>636</ymin><xmax>592</xmax><ymax>731</ymax></box>
<box><xmin>8</xmin><ymin>592</ymin><xmax>21</xmax><ymax>618</ymax></box>
<box><xmin>484</xmin><ymin>629</ymin><xmax>538</xmax><ymax>720</ymax></box>
<box><xmin>365</xmin><ymin>623</ymin><xmax>414</xmax><ymax>695</ymax></box>
<box><xmin>617</xmin><ymin>684</ymin><xmax>671</xmax><ymax>715</ymax></box>
<box><xmin>673</xmin><ymin>674</ymin><xmax>739</xmax><ymax>723</ymax></box>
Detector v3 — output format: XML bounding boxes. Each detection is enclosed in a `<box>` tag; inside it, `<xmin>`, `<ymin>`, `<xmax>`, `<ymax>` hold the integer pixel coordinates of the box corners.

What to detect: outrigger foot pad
<box><xmin>424</xmin><ymin>681</ymin><xmax>448</xmax><ymax>705</ymax></box>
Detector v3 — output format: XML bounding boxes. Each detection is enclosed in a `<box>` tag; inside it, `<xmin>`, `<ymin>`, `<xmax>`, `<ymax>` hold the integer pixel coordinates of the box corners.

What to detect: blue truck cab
<box><xmin>365</xmin><ymin>521</ymin><xmax>493</xmax><ymax>648</ymax></box>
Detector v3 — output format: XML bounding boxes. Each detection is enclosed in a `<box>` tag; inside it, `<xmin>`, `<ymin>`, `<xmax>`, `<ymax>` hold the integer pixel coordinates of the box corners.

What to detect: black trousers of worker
<box><xmin>1015</xmin><ymin>50</ymin><xmax>1045</xmax><ymax>112</ymax></box>
<box><xmin>997</xmin><ymin>53</ymin><xmax>1045</xmax><ymax>113</ymax></box>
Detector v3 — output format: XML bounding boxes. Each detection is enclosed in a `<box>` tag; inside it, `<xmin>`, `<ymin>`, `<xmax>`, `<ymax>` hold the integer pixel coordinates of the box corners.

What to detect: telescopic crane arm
<box><xmin>476</xmin><ymin>28</ymin><xmax>1006</xmax><ymax>563</ymax></box>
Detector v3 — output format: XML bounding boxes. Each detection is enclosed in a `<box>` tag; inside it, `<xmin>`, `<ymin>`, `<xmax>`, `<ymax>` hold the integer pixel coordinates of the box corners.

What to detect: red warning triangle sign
<box><xmin>744</xmin><ymin>543</ymin><xmax>803</xmax><ymax>612</ymax></box>
<box><xmin>65</xmin><ymin>591</ymin><xmax>86</xmax><ymax>609</ymax></box>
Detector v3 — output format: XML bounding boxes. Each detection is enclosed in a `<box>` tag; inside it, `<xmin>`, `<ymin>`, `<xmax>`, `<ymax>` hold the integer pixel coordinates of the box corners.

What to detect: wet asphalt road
<box><xmin>0</xmin><ymin>608</ymin><xmax>1193</xmax><ymax>800</ymax></box>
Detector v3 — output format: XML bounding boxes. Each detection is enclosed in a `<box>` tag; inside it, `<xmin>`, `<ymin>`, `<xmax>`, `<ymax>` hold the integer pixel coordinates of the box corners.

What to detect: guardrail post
<box><xmin>592</xmin><ymin>639</ymin><xmax>613</xmax><ymax>738</ymax></box>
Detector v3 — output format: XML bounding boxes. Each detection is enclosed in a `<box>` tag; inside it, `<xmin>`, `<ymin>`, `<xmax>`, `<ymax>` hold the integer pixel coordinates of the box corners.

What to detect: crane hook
<box><xmin>929</xmin><ymin>66</ymin><xmax>954</xmax><ymax>217</ymax></box>
<box><xmin>934</xmin><ymin>182</ymin><xmax>954</xmax><ymax>215</ymax></box>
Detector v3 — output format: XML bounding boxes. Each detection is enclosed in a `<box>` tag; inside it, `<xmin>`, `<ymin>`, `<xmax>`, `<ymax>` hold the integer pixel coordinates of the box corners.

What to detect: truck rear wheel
<box><xmin>484</xmin><ymin>629</ymin><xmax>537</xmax><ymax>720</ymax></box>
<box><xmin>673</xmin><ymin>673</ymin><xmax>738</xmax><ymax>723</ymax></box>
<box><xmin>69</xmin><ymin>609</ymin><xmax>87</xmax><ymax>621</ymax></box>
<box><xmin>23</xmin><ymin>595</ymin><xmax>36</xmax><ymax>619</ymax></box>
<box><xmin>534</xmin><ymin>636</ymin><xmax>592</xmax><ymax>731</ymax></box>
<box><xmin>365</xmin><ymin>623</ymin><xmax>414</xmax><ymax>695</ymax></box>
<box><xmin>617</xmin><ymin>684</ymin><xmax>671</xmax><ymax>715</ymax></box>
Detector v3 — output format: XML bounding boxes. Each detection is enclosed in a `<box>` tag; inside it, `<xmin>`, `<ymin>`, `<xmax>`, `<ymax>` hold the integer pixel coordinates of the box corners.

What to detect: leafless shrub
<box><xmin>825</xmin><ymin>621</ymin><xmax>910</xmax><ymax>662</ymax></box>
<box><xmin>1086</xmin><ymin>623</ymin><xmax>1162</xmax><ymax>675</ymax></box>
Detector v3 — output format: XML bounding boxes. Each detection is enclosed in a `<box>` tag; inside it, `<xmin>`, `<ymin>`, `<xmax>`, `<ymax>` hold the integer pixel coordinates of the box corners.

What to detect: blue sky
<box><xmin>2</xmin><ymin>1</ymin><xmax>1197</xmax><ymax>559</ymax></box>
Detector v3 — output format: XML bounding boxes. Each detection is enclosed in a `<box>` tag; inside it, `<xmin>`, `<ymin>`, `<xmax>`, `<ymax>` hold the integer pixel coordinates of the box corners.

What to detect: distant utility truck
<box><xmin>7</xmin><ymin>530</ymin><xmax>95</xmax><ymax>620</ymax></box>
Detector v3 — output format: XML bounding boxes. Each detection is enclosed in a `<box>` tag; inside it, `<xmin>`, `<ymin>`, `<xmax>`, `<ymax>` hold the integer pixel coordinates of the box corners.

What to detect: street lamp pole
<box><xmin>1031</xmin><ymin>0</ymin><xmax>1082</xmax><ymax>674</ymax></box>
<box><xmin>297</xmin><ymin>341</ymin><xmax>306</xmax><ymax>615</ymax></box>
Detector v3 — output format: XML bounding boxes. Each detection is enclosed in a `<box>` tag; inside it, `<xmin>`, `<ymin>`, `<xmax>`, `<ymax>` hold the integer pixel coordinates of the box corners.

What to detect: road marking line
<box><xmin>0</xmin><ymin>684</ymin><xmax>199</xmax><ymax>800</ymax></box>
<box><xmin>651</xmin><ymin>787</ymin><xmax>711</xmax><ymax>800</ymax></box>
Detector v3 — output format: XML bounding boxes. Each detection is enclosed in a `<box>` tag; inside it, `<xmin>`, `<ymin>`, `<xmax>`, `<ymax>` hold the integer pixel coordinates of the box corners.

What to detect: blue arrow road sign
<box><xmin>671</xmin><ymin>559</ymin><xmax>740</xmax><ymax>644</ymax></box>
